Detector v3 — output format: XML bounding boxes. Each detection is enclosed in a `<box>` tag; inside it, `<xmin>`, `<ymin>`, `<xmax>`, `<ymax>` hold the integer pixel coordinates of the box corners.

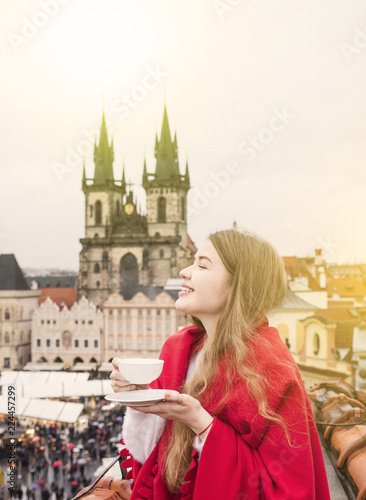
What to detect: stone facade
<box><xmin>31</xmin><ymin>296</ymin><xmax>103</xmax><ymax>367</ymax></box>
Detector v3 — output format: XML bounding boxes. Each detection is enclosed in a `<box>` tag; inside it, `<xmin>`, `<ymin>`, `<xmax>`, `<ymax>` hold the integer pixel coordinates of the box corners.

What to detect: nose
<box><xmin>179</xmin><ymin>265</ymin><xmax>191</xmax><ymax>279</ymax></box>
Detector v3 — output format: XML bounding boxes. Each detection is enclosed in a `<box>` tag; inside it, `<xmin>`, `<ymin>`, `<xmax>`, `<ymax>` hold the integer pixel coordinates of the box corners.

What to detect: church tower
<box><xmin>78</xmin><ymin>105</ymin><xmax>194</xmax><ymax>306</ymax></box>
<box><xmin>142</xmin><ymin>105</ymin><xmax>191</xmax><ymax>286</ymax></box>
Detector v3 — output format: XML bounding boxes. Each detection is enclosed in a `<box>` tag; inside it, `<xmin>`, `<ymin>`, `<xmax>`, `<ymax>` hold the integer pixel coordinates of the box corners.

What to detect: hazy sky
<box><xmin>1</xmin><ymin>0</ymin><xmax>366</xmax><ymax>270</ymax></box>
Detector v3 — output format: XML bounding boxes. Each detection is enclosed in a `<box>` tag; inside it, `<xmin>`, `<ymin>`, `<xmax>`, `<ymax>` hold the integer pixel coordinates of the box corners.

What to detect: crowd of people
<box><xmin>0</xmin><ymin>402</ymin><xmax>125</xmax><ymax>500</ymax></box>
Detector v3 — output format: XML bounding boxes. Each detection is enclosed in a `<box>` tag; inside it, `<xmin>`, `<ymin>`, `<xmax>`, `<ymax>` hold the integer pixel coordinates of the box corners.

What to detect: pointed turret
<box><xmin>184</xmin><ymin>159</ymin><xmax>190</xmax><ymax>187</ymax></box>
<box><xmin>82</xmin><ymin>162</ymin><xmax>87</xmax><ymax>191</ymax></box>
<box><xmin>142</xmin><ymin>157</ymin><xmax>148</xmax><ymax>187</ymax></box>
<box><xmin>154</xmin><ymin>106</ymin><xmax>180</xmax><ymax>185</ymax></box>
<box><xmin>121</xmin><ymin>162</ymin><xmax>126</xmax><ymax>196</ymax></box>
<box><xmin>93</xmin><ymin>112</ymin><xmax>114</xmax><ymax>185</ymax></box>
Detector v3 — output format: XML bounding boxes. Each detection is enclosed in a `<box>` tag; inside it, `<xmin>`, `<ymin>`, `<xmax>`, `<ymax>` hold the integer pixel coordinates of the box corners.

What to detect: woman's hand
<box><xmin>110</xmin><ymin>358</ymin><xmax>149</xmax><ymax>392</ymax></box>
<box><xmin>130</xmin><ymin>390</ymin><xmax>213</xmax><ymax>436</ymax></box>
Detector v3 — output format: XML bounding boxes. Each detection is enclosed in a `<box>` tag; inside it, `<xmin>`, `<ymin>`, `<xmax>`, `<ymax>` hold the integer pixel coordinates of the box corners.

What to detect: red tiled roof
<box><xmin>39</xmin><ymin>288</ymin><xmax>77</xmax><ymax>308</ymax></box>
<box><xmin>315</xmin><ymin>307</ymin><xmax>359</xmax><ymax>323</ymax></box>
<box><xmin>327</xmin><ymin>278</ymin><xmax>366</xmax><ymax>298</ymax></box>
<box><xmin>282</xmin><ymin>259</ymin><xmax>321</xmax><ymax>291</ymax></box>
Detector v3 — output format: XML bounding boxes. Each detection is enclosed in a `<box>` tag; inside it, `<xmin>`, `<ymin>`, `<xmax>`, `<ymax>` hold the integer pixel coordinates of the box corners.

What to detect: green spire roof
<box><xmin>154</xmin><ymin>106</ymin><xmax>180</xmax><ymax>182</ymax></box>
<box><xmin>93</xmin><ymin>112</ymin><xmax>114</xmax><ymax>185</ymax></box>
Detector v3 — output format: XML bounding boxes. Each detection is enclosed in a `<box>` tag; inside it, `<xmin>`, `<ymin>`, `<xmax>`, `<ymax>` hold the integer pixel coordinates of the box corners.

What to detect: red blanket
<box><xmin>121</xmin><ymin>323</ymin><xmax>331</xmax><ymax>500</ymax></box>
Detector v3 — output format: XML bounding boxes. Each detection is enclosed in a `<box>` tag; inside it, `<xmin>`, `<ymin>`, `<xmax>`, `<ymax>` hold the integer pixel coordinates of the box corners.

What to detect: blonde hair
<box><xmin>164</xmin><ymin>229</ymin><xmax>290</xmax><ymax>492</ymax></box>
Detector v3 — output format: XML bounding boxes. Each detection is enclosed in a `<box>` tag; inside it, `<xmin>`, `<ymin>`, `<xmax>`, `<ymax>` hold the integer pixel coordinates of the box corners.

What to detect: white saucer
<box><xmin>105</xmin><ymin>389</ymin><xmax>167</xmax><ymax>406</ymax></box>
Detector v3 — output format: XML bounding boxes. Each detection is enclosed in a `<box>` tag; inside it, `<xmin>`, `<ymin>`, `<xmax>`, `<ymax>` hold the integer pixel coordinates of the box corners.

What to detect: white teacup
<box><xmin>117</xmin><ymin>358</ymin><xmax>164</xmax><ymax>385</ymax></box>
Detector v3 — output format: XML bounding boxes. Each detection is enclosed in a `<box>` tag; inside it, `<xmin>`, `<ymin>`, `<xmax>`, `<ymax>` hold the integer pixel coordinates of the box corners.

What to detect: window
<box><xmin>46</xmin><ymin>339</ymin><xmax>51</xmax><ymax>347</ymax></box>
<box><xmin>94</xmin><ymin>339</ymin><xmax>98</xmax><ymax>348</ymax></box>
<box><xmin>146</xmin><ymin>337</ymin><xmax>152</xmax><ymax>350</ymax></box>
<box><xmin>126</xmin><ymin>337</ymin><xmax>132</xmax><ymax>350</ymax></box>
<box><xmin>313</xmin><ymin>334</ymin><xmax>320</xmax><ymax>356</ymax></box>
<box><xmin>36</xmin><ymin>338</ymin><xmax>41</xmax><ymax>347</ymax></box>
<box><xmin>102</xmin><ymin>251</ymin><xmax>108</xmax><ymax>270</ymax></box>
<box><xmin>96</xmin><ymin>281</ymin><xmax>100</xmax><ymax>287</ymax></box>
<box><xmin>88</xmin><ymin>320</ymin><xmax>93</xmax><ymax>325</ymax></box>
<box><xmin>156</xmin><ymin>322</ymin><xmax>161</xmax><ymax>333</ymax></box>
<box><xmin>90</xmin><ymin>205</ymin><xmax>93</xmax><ymax>217</ymax></box>
<box><xmin>157</xmin><ymin>310</ymin><xmax>161</xmax><ymax>316</ymax></box>
<box><xmin>55</xmin><ymin>339</ymin><xmax>60</xmax><ymax>348</ymax></box>
<box><xmin>138</xmin><ymin>309</ymin><xmax>143</xmax><ymax>316</ymax></box>
<box><xmin>126</xmin><ymin>321</ymin><xmax>131</xmax><ymax>332</ymax></box>
<box><xmin>181</xmin><ymin>197</ymin><xmax>185</xmax><ymax>221</ymax></box>
<box><xmin>159</xmin><ymin>249</ymin><xmax>164</xmax><ymax>258</ymax></box>
<box><xmin>126</xmin><ymin>309</ymin><xmax>131</xmax><ymax>316</ymax></box>
<box><xmin>74</xmin><ymin>339</ymin><xmax>79</xmax><ymax>348</ymax></box>
<box><xmin>147</xmin><ymin>310</ymin><xmax>151</xmax><ymax>316</ymax></box>
<box><xmin>165</xmin><ymin>322</ymin><xmax>171</xmax><ymax>333</ymax></box>
<box><xmin>94</xmin><ymin>263</ymin><xmax>100</xmax><ymax>273</ymax></box>
<box><xmin>20</xmin><ymin>331</ymin><xmax>23</xmax><ymax>342</ymax></box>
<box><xmin>156</xmin><ymin>337</ymin><xmax>162</xmax><ymax>350</ymax></box>
<box><xmin>157</xmin><ymin>197</ymin><xmax>166</xmax><ymax>222</ymax></box>
<box><xmin>117</xmin><ymin>336</ymin><xmax>123</xmax><ymax>349</ymax></box>
<box><xmin>108</xmin><ymin>336</ymin><xmax>113</xmax><ymax>349</ymax></box>
<box><xmin>84</xmin><ymin>339</ymin><xmax>89</xmax><ymax>348</ymax></box>
<box><xmin>138</xmin><ymin>321</ymin><xmax>143</xmax><ymax>333</ymax></box>
<box><xmin>118</xmin><ymin>309</ymin><xmax>122</xmax><ymax>316</ymax></box>
<box><xmin>138</xmin><ymin>337</ymin><xmax>143</xmax><ymax>351</ymax></box>
<box><xmin>166</xmin><ymin>310</ymin><xmax>170</xmax><ymax>316</ymax></box>
<box><xmin>117</xmin><ymin>321</ymin><xmax>122</xmax><ymax>333</ymax></box>
<box><xmin>109</xmin><ymin>310</ymin><xmax>113</xmax><ymax>316</ymax></box>
<box><xmin>95</xmin><ymin>200</ymin><xmax>102</xmax><ymax>224</ymax></box>
<box><xmin>5</xmin><ymin>308</ymin><xmax>10</xmax><ymax>320</ymax></box>
<box><xmin>4</xmin><ymin>332</ymin><xmax>10</xmax><ymax>343</ymax></box>
<box><xmin>4</xmin><ymin>358</ymin><xmax>10</xmax><ymax>368</ymax></box>
<box><xmin>147</xmin><ymin>321</ymin><xmax>152</xmax><ymax>331</ymax></box>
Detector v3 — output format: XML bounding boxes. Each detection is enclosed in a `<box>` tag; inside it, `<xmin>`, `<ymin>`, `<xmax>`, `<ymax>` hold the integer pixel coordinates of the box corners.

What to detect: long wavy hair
<box><xmin>164</xmin><ymin>228</ymin><xmax>290</xmax><ymax>493</ymax></box>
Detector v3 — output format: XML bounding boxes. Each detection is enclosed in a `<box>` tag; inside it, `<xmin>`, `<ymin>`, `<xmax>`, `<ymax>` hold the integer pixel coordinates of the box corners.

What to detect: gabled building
<box><xmin>0</xmin><ymin>254</ymin><xmax>41</xmax><ymax>369</ymax></box>
<box><xmin>31</xmin><ymin>296</ymin><xmax>103</xmax><ymax>370</ymax></box>
<box><xmin>78</xmin><ymin>106</ymin><xmax>194</xmax><ymax>306</ymax></box>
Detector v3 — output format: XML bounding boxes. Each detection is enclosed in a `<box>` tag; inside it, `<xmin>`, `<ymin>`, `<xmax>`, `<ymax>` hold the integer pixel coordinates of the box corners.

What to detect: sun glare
<box><xmin>72</xmin><ymin>10</ymin><xmax>152</xmax><ymax>68</ymax></box>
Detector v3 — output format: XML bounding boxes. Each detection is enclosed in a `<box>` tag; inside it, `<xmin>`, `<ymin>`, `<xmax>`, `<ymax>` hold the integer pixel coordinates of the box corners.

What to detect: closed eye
<box><xmin>198</xmin><ymin>265</ymin><xmax>207</xmax><ymax>269</ymax></box>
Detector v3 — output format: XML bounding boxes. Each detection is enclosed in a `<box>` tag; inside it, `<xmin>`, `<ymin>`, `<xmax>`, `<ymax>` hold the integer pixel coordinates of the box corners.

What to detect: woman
<box><xmin>110</xmin><ymin>229</ymin><xmax>331</xmax><ymax>499</ymax></box>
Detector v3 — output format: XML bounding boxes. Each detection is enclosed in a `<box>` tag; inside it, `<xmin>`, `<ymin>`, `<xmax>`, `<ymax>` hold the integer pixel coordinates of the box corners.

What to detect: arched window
<box><xmin>181</xmin><ymin>197</ymin><xmax>185</xmax><ymax>221</ymax></box>
<box><xmin>94</xmin><ymin>263</ymin><xmax>100</xmax><ymax>273</ymax></box>
<box><xmin>95</xmin><ymin>200</ymin><xmax>102</xmax><ymax>224</ymax></box>
<box><xmin>102</xmin><ymin>251</ymin><xmax>108</xmax><ymax>270</ymax></box>
<box><xmin>5</xmin><ymin>308</ymin><xmax>10</xmax><ymax>320</ymax></box>
<box><xmin>120</xmin><ymin>253</ymin><xmax>138</xmax><ymax>290</ymax></box>
<box><xmin>54</xmin><ymin>357</ymin><xmax>63</xmax><ymax>363</ymax></box>
<box><xmin>157</xmin><ymin>197</ymin><xmax>166</xmax><ymax>222</ymax></box>
<box><xmin>313</xmin><ymin>333</ymin><xmax>320</xmax><ymax>356</ymax></box>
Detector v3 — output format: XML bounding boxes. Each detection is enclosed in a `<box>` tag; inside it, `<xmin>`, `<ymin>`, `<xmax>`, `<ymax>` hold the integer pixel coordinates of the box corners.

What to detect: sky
<box><xmin>1</xmin><ymin>0</ymin><xmax>366</xmax><ymax>270</ymax></box>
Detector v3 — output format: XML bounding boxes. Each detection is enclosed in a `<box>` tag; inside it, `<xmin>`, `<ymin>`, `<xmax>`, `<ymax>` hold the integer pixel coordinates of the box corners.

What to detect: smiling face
<box><xmin>175</xmin><ymin>239</ymin><xmax>232</xmax><ymax>333</ymax></box>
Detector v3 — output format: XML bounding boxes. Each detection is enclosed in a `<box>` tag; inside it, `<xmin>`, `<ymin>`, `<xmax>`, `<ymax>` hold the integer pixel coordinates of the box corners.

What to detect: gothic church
<box><xmin>77</xmin><ymin>106</ymin><xmax>195</xmax><ymax>306</ymax></box>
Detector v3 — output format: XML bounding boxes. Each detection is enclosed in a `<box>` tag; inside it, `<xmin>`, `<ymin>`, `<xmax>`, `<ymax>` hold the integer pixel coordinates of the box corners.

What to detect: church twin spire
<box><xmin>88</xmin><ymin>104</ymin><xmax>190</xmax><ymax>192</ymax></box>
